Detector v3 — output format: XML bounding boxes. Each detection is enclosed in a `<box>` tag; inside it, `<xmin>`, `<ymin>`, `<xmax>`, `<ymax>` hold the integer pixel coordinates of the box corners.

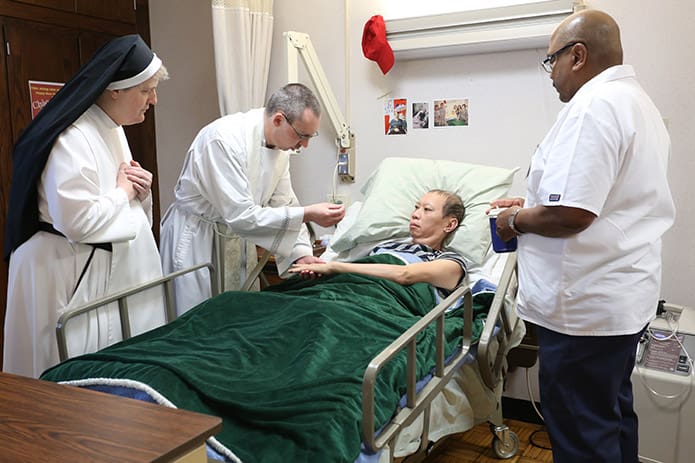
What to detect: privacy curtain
<box><xmin>210</xmin><ymin>0</ymin><xmax>274</xmax><ymax>291</ymax></box>
<box><xmin>211</xmin><ymin>0</ymin><xmax>274</xmax><ymax>116</ymax></box>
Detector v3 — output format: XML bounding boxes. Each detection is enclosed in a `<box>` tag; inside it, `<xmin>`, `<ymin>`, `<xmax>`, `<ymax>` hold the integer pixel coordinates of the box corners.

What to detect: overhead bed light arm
<box><xmin>285</xmin><ymin>31</ymin><xmax>355</xmax><ymax>183</ymax></box>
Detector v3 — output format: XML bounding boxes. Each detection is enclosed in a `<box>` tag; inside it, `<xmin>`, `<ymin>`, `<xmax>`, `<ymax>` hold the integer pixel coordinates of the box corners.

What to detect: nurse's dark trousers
<box><xmin>537</xmin><ymin>325</ymin><xmax>646</xmax><ymax>463</ymax></box>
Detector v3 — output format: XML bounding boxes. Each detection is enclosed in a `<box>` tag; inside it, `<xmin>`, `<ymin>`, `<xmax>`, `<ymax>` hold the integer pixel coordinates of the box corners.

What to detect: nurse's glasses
<box><xmin>541</xmin><ymin>41</ymin><xmax>584</xmax><ymax>73</ymax></box>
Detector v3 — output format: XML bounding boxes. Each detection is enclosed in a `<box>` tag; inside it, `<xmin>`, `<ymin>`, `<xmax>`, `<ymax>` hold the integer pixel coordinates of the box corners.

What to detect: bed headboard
<box><xmin>329</xmin><ymin>157</ymin><xmax>518</xmax><ymax>266</ymax></box>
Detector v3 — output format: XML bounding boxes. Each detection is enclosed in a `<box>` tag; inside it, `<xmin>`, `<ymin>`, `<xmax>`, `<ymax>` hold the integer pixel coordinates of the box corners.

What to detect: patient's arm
<box><xmin>290</xmin><ymin>259</ymin><xmax>463</xmax><ymax>291</ymax></box>
<box><xmin>292</xmin><ymin>255</ymin><xmax>325</xmax><ymax>280</ymax></box>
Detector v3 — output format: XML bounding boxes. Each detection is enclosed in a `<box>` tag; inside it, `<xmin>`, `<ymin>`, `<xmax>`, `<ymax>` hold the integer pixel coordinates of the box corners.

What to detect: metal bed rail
<box><xmin>212</xmin><ymin>223</ymin><xmax>315</xmax><ymax>293</ymax></box>
<box><xmin>362</xmin><ymin>284</ymin><xmax>474</xmax><ymax>453</ymax></box>
<box><xmin>477</xmin><ymin>252</ymin><xmax>520</xmax><ymax>390</ymax></box>
<box><xmin>56</xmin><ymin>262</ymin><xmax>217</xmax><ymax>362</ymax></box>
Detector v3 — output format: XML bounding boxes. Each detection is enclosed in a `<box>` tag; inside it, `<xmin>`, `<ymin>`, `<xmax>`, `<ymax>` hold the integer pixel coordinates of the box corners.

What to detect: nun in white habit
<box><xmin>160</xmin><ymin>83</ymin><xmax>346</xmax><ymax>316</ymax></box>
<box><xmin>3</xmin><ymin>35</ymin><xmax>169</xmax><ymax>378</ymax></box>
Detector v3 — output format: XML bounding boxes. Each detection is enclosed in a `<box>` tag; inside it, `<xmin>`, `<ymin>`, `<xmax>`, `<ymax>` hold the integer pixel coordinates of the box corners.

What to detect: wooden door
<box><xmin>0</xmin><ymin>19</ymin><xmax>81</xmax><ymax>367</ymax></box>
<box><xmin>76</xmin><ymin>0</ymin><xmax>136</xmax><ymax>24</ymax></box>
<box><xmin>8</xmin><ymin>0</ymin><xmax>137</xmax><ymax>23</ymax></box>
<box><xmin>0</xmin><ymin>20</ymin><xmax>11</xmax><ymax>364</ymax></box>
<box><xmin>9</xmin><ymin>0</ymin><xmax>73</xmax><ymax>13</ymax></box>
<box><xmin>5</xmin><ymin>18</ymin><xmax>80</xmax><ymax>142</ymax></box>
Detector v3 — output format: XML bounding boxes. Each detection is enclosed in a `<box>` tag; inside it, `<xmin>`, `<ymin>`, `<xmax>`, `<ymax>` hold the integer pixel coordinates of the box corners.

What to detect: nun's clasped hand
<box><xmin>119</xmin><ymin>160</ymin><xmax>153</xmax><ymax>202</ymax></box>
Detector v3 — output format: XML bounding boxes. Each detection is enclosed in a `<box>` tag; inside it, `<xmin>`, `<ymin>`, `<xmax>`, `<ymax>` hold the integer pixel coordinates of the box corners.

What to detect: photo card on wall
<box><xmin>412</xmin><ymin>102</ymin><xmax>429</xmax><ymax>129</ymax></box>
<box><xmin>433</xmin><ymin>98</ymin><xmax>469</xmax><ymax>127</ymax></box>
<box><xmin>384</xmin><ymin>98</ymin><xmax>408</xmax><ymax>135</ymax></box>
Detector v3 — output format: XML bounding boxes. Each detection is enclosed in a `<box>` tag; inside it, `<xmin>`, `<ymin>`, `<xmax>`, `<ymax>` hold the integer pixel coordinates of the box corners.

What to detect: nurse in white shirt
<box><xmin>491</xmin><ymin>9</ymin><xmax>675</xmax><ymax>463</ymax></box>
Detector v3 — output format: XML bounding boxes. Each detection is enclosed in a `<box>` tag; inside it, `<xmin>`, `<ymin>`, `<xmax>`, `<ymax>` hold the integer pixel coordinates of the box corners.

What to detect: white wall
<box><xmin>148</xmin><ymin>2</ymin><xmax>695</xmax><ymax>388</ymax></box>
<box><xmin>148</xmin><ymin>0</ymin><xmax>695</xmax><ymax>405</ymax></box>
<box><xmin>268</xmin><ymin>0</ymin><xmax>695</xmax><ymax>307</ymax></box>
<box><xmin>149</xmin><ymin>0</ymin><xmax>219</xmax><ymax>211</ymax></box>
<box><xmin>265</xmin><ymin>2</ymin><xmax>349</xmax><ymax>210</ymax></box>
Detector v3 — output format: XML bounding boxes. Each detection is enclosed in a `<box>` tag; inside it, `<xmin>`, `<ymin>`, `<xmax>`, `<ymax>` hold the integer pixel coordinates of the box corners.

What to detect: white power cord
<box><xmin>526</xmin><ymin>367</ymin><xmax>544</xmax><ymax>422</ymax></box>
<box><xmin>525</xmin><ymin>366</ymin><xmax>552</xmax><ymax>452</ymax></box>
<box><xmin>329</xmin><ymin>158</ymin><xmax>340</xmax><ymax>202</ymax></box>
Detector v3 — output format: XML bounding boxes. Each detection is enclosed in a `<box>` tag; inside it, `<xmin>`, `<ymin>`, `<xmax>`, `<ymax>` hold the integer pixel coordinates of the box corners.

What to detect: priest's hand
<box><xmin>303</xmin><ymin>202</ymin><xmax>346</xmax><ymax>227</ymax></box>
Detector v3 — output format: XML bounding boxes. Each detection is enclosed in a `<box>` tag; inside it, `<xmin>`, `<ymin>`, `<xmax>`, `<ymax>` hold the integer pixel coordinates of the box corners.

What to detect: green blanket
<box><xmin>42</xmin><ymin>254</ymin><xmax>492</xmax><ymax>463</ymax></box>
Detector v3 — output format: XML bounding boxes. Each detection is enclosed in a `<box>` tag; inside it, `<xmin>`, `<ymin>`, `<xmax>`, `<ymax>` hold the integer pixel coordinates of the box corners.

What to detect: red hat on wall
<box><xmin>362</xmin><ymin>15</ymin><xmax>394</xmax><ymax>74</ymax></box>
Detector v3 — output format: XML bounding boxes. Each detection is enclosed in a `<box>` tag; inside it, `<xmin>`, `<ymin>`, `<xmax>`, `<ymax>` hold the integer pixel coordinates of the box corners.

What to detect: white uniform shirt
<box><xmin>517</xmin><ymin>65</ymin><xmax>675</xmax><ymax>336</ymax></box>
<box><xmin>160</xmin><ymin>108</ymin><xmax>312</xmax><ymax>315</ymax></box>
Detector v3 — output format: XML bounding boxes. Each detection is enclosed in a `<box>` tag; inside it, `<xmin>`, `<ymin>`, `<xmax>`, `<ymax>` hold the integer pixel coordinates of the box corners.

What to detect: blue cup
<box><xmin>489</xmin><ymin>209</ymin><xmax>517</xmax><ymax>253</ymax></box>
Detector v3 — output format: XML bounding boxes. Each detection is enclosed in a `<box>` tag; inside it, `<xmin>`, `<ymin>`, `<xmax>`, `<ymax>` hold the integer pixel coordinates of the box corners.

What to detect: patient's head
<box><xmin>410</xmin><ymin>190</ymin><xmax>465</xmax><ymax>250</ymax></box>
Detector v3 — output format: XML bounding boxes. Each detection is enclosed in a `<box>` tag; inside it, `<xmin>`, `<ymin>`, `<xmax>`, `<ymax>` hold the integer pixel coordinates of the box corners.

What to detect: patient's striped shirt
<box><xmin>369</xmin><ymin>240</ymin><xmax>467</xmax><ymax>291</ymax></box>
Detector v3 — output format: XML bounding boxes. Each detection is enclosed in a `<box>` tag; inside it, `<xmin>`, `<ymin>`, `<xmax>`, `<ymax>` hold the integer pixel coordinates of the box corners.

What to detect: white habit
<box><xmin>4</xmin><ymin>105</ymin><xmax>166</xmax><ymax>378</ymax></box>
<box><xmin>160</xmin><ymin>108</ymin><xmax>312</xmax><ymax>316</ymax></box>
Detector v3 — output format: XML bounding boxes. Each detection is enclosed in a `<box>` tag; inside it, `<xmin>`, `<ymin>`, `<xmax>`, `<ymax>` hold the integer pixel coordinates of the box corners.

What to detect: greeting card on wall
<box><xmin>384</xmin><ymin>98</ymin><xmax>408</xmax><ymax>135</ymax></box>
<box><xmin>433</xmin><ymin>98</ymin><xmax>469</xmax><ymax>127</ymax></box>
<box><xmin>29</xmin><ymin>80</ymin><xmax>64</xmax><ymax>119</ymax></box>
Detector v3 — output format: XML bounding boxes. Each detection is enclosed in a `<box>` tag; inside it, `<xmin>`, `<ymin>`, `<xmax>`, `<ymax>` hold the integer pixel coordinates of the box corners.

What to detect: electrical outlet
<box><xmin>327</xmin><ymin>194</ymin><xmax>351</xmax><ymax>207</ymax></box>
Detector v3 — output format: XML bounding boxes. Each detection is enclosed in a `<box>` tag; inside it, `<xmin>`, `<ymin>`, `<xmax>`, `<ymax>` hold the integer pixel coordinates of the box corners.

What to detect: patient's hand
<box><xmin>290</xmin><ymin>257</ymin><xmax>333</xmax><ymax>279</ymax></box>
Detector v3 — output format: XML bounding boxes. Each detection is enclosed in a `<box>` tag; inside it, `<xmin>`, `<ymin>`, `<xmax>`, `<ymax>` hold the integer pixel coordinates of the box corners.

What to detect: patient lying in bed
<box><xmin>41</xmin><ymin>157</ymin><xmax>526</xmax><ymax>463</ymax></box>
<box><xmin>291</xmin><ymin>189</ymin><xmax>467</xmax><ymax>293</ymax></box>
<box><xmin>42</xmin><ymin>190</ymin><xmax>500</xmax><ymax>463</ymax></box>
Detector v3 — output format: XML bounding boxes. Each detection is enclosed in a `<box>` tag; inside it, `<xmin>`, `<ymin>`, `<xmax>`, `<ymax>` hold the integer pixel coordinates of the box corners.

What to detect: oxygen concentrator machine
<box><xmin>632</xmin><ymin>303</ymin><xmax>695</xmax><ymax>463</ymax></box>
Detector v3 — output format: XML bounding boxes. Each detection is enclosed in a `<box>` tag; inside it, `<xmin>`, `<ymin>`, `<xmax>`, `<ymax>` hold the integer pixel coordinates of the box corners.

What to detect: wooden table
<box><xmin>0</xmin><ymin>372</ymin><xmax>222</xmax><ymax>463</ymax></box>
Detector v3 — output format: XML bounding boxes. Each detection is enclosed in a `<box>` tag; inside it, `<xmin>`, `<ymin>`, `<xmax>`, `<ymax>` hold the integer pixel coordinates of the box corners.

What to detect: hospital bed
<box><xmin>41</xmin><ymin>158</ymin><xmax>525</xmax><ymax>463</ymax></box>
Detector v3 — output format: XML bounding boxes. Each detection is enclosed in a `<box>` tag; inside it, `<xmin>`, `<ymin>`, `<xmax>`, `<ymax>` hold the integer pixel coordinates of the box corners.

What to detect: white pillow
<box><xmin>320</xmin><ymin>201</ymin><xmax>363</xmax><ymax>261</ymax></box>
<box><xmin>330</xmin><ymin>157</ymin><xmax>518</xmax><ymax>266</ymax></box>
